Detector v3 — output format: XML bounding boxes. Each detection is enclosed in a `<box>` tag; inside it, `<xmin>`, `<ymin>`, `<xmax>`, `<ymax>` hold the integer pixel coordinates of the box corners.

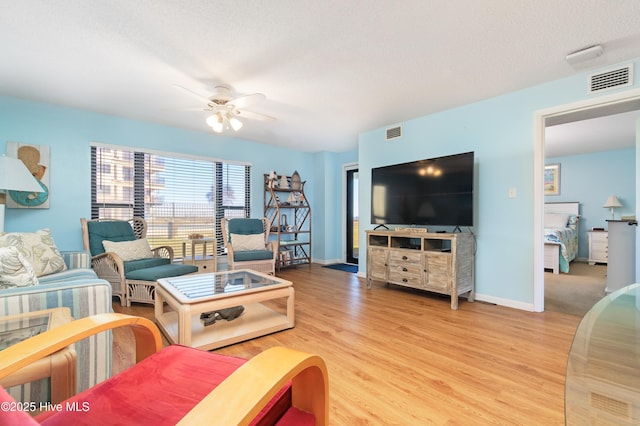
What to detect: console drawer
<box><xmin>388</xmin><ymin>272</ymin><xmax>423</xmax><ymax>288</ymax></box>
<box><xmin>389</xmin><ymin>250</ymin><xmax>421</xmax><ymax>264</ymax></box>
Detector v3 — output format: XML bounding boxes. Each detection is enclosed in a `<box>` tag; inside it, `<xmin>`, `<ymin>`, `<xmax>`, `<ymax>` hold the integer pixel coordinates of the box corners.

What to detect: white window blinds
<box><xmin>91</xmin><ymin>145</ymin><xmax>250</xmax><ymax>256</ymax></box>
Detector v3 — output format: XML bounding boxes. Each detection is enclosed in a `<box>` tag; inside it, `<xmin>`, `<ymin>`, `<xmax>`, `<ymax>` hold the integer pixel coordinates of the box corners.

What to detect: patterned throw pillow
<box><xmin>0</xmin><ymin>229</ymin><xmax>67</xmax><ymax>277</ymax></box>
<box><xmin>102</xmin><ymin>238</ymin><xmax>153</xmax><ymax>261</ymax></box>
<box><xmin>0</xmin><ymin>246</ymin><xmax>39</xmax><ymax>289</ymax></box>
<box><xmin>230</xmin><ymin>233</ymin><xmax>266</xmax><ymax>251</ymax></box>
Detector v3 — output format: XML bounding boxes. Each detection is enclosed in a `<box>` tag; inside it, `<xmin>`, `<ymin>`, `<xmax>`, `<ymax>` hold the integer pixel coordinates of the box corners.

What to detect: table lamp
<box><xmin>603</xmin><ymin>195</ymin><xmax>622</xmax><ymax>220</ymax></box>
<box><xmin>0</xmin><ymin>155</ymin><xmax>43</xmax><ymax>232</ymax></box>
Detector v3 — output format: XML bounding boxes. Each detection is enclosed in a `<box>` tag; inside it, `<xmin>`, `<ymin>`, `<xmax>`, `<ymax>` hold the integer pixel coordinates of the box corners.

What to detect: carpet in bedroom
<box><xmin>544</xmin><ymin>261</ymin><xmax>607</xmax><ymax>317</ymax></box>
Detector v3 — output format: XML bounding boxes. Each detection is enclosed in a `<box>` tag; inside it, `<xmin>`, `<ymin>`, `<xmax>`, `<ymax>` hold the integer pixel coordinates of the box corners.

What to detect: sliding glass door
<box><xmin>346</xmin><ymin>168</ymin><xmax>358</xmax><ymax>264</ymax></box>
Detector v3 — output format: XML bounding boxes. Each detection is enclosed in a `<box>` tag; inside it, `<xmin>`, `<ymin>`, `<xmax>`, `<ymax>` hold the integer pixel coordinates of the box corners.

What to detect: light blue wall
<box><xmin>312</xmin><ymin>150</ymin><xmax>359</xmax><ymax>263</ymax></box>
<box><xmin>359</xmin><ymin>58</ymin><xmax>640</xmax><ymax>307</ymax></box>
<box><xmin>546</xmin><ymin>148</ymin><xmax>636</xmax><ymax>259</ymax></box>
<box><xmin>0</xmin><ymin>96</ymin><xmax>356</xmax><ymax>261</ymax></box>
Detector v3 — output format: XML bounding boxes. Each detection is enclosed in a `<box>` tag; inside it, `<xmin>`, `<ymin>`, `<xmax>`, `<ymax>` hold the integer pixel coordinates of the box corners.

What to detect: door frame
<box><xmin>533</xmin><ymin>87</ymin><xmax>640</xmax><ymax>312</ymax></box>
<box><xmin>342</xmin><ymin>162</ymin><xmax>358</xmax><ymax>264</ymax></box>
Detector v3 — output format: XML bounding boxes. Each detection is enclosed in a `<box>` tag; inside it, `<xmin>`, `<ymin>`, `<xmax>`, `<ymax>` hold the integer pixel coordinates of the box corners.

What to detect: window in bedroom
<box><xmin>90</xmin><ymin>144</ymin><xmax>251</xmax><ymax>256</ymax></box>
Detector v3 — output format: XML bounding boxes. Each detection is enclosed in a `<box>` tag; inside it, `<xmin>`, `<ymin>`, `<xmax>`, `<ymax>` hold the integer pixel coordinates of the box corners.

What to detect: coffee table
<box><xmin>565</xmin><ymin>283</ymin><xmax>640</xmax><ymax>424</ymax></box>
<box><xmin>155</xmin><ymin>269</ymin><xmax>294</xmax><ymax>350</ymax></box>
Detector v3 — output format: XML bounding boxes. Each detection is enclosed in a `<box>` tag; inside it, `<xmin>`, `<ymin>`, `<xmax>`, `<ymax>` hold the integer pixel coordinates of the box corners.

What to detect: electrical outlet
<box><xmin>508</xmin><ymin>187</ymin><xmax>517</xmax><ymax>198</ymax></box>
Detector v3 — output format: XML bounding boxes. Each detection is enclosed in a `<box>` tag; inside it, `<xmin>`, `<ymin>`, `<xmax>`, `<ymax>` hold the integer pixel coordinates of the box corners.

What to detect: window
<box><xmin>91</xmin><ymin>145</ymin><xmax>251</xmax><ymax>256</ymax></box>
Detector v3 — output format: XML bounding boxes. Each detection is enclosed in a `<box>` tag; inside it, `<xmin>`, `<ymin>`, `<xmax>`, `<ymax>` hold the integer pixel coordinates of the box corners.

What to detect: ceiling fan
<box><xmin>176</xmin><ymin>85</ymin><xmax>275</xmax><ymax>133</ymax></box>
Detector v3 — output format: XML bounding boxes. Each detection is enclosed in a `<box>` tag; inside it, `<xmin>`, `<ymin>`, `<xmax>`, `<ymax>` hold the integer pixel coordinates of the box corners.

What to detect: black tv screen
<box><xmin>371</xmin><ymin>152</ymin><xmax>474</xmax><ymax>227</ymax></box>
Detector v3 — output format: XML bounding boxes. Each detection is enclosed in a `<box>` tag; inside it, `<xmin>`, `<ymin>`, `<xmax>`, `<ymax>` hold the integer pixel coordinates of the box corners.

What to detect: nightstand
<box><xmin>587</xmin><ymin>230</ymin><xmax>608</xmax><ymax>265</ymax></box>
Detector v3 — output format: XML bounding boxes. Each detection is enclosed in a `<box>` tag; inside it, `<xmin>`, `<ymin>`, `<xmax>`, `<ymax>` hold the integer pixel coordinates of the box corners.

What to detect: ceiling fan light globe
<box><xmin>206</xmin><ymin>114</ymin><xmax>224</xmax><ymax>133</ymax></box>
<box><xmin>229</xmin><ymin>117</ymin><xmax>243</xmax><ymax>131</ymax></box>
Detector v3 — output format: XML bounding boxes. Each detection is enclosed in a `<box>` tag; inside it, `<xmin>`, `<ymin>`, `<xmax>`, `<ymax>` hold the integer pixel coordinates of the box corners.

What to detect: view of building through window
<box><xmin>91</xmin><ymin>145</ymin><xmax>250</xmax><ymax>256</ymax></box>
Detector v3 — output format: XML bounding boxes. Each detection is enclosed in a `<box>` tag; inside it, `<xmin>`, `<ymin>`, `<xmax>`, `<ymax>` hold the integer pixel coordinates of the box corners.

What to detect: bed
<box><xmin>544</xmin><ymin>202</ymin><xmax>580</xmax><ymax>274</ymax></box>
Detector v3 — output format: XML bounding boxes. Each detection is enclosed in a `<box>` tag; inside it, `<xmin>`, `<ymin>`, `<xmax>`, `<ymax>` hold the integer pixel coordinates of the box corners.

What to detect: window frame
<box><xmin>90</xmin><ymin>143</ymin><xmax>251</xmax><ymax>256</ymax></box>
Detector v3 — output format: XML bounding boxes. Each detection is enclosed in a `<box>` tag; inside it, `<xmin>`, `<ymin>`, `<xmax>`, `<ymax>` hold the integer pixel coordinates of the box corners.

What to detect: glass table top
<box><xmin>158</xmin><ymin>269</ymin><xmax>286</xmax><ymax>302</ymax></box>
<box><xmin>0</xmin><ymin>312</ymin><xmax>51</xmax><ymax>351</ymax></box>
<box><xmin>565</xmin><ymin>283</ymin><xmax>640</xmax><ymax>424</ymax></box>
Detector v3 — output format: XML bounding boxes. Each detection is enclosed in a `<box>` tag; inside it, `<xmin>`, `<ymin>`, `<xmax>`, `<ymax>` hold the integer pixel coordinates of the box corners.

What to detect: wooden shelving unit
<box><xmin>264</xmin><ymin>173</ymin><xmax>312</xmax><ymax>270</ymax></box>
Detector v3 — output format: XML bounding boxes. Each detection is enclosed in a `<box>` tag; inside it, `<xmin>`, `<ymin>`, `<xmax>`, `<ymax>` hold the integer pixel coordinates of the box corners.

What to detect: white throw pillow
<box><xmin>0</xmin><ymin>229</ymin><xmax>66</xmax><ymax>277</ymax></box>
<box><xmin>0</xmin><ymin>246</ymin><xmax>39</xmax><ymax>289</ymax></box>
<box><xmin>102</xmin><ymin>238</ymin><xmax>153</xmax><ymax>261</ymax></box>
<box><xmin>230</xmin><ymin>233</ymin><xmax>266</xmax><ymax>251</ymax></box>
<box><xmin>544</xmin><ymin>213</ymin><xmax>569</xmax><ymax>229</ymax></box>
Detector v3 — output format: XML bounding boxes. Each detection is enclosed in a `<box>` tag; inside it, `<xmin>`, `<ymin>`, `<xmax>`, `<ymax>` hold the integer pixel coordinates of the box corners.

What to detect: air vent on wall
<box><xmin>588</xmin><ymin>64</ymin><xmax>633</xmax><ymax>94</ymax></box>
<box><xmin>386</xmin><ymin>125</ymin><xmax>402</xmax><ymax>141</ymax></box>
<box><xmin>590</xmin><ymin>392</ymin><xmax>631</xmax><ymax>419</ymax></box>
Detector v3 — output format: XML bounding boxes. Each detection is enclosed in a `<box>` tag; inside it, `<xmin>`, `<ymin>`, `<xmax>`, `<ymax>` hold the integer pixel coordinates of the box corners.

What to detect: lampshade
<box><xmin>0</xmin><ymin>155</ymin><xmax>43</xmax><ymax>232</ymax></box>
<box><xmin>603</xmin><ymin>195</ymin><xmax>622</xmax><ymax>209</ymax></box>
<box><xmin>603</xmin><ymin>195</ymin><xmax>623</xmax><ymax>221</ymax></box>
<box><xmin>0</xmin><ymin>156</ymin><xmax>42</xmax><ymax>192</ymax></box>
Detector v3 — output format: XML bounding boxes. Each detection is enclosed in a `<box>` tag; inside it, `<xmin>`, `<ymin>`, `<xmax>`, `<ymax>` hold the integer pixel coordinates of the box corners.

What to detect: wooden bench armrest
<box><xmin>180</xmin><ymin>346</ymin><xmax>329</xmax><ymax>426</ymax></box>
<box><xmin>0</xmin><ymin>314</ymin><xmax>162</xmax><ymax>380</ymax></box>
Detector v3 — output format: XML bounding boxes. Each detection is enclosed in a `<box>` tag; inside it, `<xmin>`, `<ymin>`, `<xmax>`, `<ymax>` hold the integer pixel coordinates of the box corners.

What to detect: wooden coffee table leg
<box><xmin>179</xmin><ymin>304</ymin><xmax>192</xmax><ymax>346</ymax></box>
<box><xmin>287</xmin><ymin>287</ymin><xmax>295</xmax><ymax>327</ymax></box>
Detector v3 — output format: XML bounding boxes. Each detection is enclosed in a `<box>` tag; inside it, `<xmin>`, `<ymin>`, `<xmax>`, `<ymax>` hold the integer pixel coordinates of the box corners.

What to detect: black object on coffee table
<box><xmin>200</xmin><ymin>306</ymin><xmax>245</xmax><ymax>326</ymax></box>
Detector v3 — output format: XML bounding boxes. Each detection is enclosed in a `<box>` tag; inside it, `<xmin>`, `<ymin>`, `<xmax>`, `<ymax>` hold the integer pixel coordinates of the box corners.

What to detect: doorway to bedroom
<box><xmin>538</xmin><ymin>91</ymin><xmax>640</xmax><ymax>314</ymax></box>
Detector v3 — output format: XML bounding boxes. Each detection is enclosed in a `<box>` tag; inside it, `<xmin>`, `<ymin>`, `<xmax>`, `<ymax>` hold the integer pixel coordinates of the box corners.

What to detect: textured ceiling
<box><xmin>1</xmin><ymin>1</ymin><xmax>640</xmax><ymax>153</ymax></box>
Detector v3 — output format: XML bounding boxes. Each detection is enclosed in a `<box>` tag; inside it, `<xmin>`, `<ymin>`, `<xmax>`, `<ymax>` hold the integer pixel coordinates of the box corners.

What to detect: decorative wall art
<box><xmin>544</xmin><ymin>164</ymin><xmax>560</xmax><ymax>196</ymax></box>
<box><xmin>6</xmin><ymin>142</ymin><xmax>50</xmax><ymax>209</ymax></box>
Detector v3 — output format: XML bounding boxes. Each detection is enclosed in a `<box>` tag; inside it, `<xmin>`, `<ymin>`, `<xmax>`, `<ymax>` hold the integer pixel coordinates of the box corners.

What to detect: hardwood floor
<box><xmin>112</xmin><ymin>264</ymin><xmax>581</xmax><ymax>425</ymax></box>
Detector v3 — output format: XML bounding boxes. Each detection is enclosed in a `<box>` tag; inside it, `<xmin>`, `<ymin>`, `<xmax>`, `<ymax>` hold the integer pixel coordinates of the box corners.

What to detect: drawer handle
<box><xmin>402</xmin><ymin>267</ymin><xmax>408</xmax><ymax>272</ymax></box>
<box><xmin>402</xmin><ymin>278</ymin><xmax>408</xmax><ymax>283</ymax></box>
<box><xmin>402</xmin><ymin>255</ymin><xmax>408</xmax><ymax>260</ymax></box>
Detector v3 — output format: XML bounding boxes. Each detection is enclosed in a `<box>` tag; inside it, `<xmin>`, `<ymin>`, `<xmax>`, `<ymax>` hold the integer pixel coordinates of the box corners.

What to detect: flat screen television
<box><xmin>371</xmin><ymin>151</ymin><xmax>474</xmax><ymax>227</ymax></box>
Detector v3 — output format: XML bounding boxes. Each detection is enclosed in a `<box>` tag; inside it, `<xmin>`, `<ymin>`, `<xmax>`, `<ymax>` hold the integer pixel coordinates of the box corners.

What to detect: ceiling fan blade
<box><xmin>228</xmin><ymin>93</ymin><xmax>266</xmax><ymax>110</ymax></box>
<box><xmin>176</xmin><ymin>107</ymin><xmax>212</xmax><ymax>111</ymax></box>
<box><xmin>236</xmin><ymin>109</ymin><xmax>276</xmax><ymax>122</ymax></box>
<box><xmin>174</xmin><ymin>84</ymin><xmax>212</xmax><ymax>104</ymax></box>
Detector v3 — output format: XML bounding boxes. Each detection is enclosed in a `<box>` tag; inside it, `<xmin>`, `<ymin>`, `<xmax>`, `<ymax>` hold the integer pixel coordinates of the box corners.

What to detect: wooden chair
<box><xmin>0</xmin><ymin>313</ymin><xmax>329</xmax><ymax>425</ymax></box>
<box><xmin>81</xmin><ymin>218</ymin><xmax>198</xmax><ymax>306</ymax></box>
<box><xmin>221</xmin><ymin>217</ymin><xmax>277</xmax><ymax>275</ymax></box>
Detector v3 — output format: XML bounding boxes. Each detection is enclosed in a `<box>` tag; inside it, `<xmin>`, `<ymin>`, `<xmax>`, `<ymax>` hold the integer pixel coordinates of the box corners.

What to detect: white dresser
<box><xmin>606</xmin><ymin>220</ymin><xmax>637</xmax><ymax>293</ymax></box>
<box><xmin>587</xmin><ymin>230</ymin><xmax>608</xmax><ymax>265</ymax></box>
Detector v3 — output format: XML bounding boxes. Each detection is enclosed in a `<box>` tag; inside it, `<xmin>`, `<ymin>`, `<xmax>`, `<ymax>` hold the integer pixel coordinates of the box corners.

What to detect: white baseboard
<box><xmin>315</xmin><ymin>259</ymin><xmax>341</xmax><ymax>265</ymax></box>
<box><xmin>474</xmin><ymin>293</ymin><xmax>535</xmax><ymax>312</ymax></box>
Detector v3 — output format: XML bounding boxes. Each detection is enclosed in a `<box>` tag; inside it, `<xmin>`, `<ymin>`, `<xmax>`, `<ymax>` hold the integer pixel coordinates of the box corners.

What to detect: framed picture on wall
<box><xmin>6</xmin><ymin>142</ymin><xmax>50</xmax><ymax>209</ymax></box>
<box><xmin>544</xmin><ymin>164</ymin><xmax>560</xmax><ymax>196</ymax></box>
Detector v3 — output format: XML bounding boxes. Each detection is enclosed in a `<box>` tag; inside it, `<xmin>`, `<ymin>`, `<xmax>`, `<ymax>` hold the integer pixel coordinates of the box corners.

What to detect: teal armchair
<box><xmin>221</xmin><ymin>217</ymin><xmax>277</xmax><ymax>275</ymax></box>
<box><xmin>81</xmin><ymin>217</ymin><xmax>198</xmax><ymax>306</ymax></box>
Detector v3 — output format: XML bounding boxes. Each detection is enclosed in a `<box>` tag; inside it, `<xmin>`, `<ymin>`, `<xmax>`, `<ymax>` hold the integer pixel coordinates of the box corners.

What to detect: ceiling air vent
<box><xmin>588</xmin><ymin>64</ymin><xmax>633</xmax><ymax>94</ymax></box>
<box><xmin>386</xmin><ymin>125</ymin><xmax>402</xmax><ymax>141</ymax></box>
